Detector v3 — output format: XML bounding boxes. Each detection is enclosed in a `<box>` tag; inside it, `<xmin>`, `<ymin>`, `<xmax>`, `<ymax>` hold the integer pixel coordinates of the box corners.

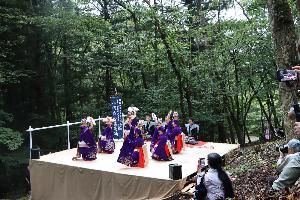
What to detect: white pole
<box><xmin>67</xmin><ymin>121</ymin><xmax>70</xmax><ymax>150</ymax></box>
<box><xmin>98</xmin><ymin>116</ymin><xmax>101</xmax><ymax>138</ymax></box>
<box><xmin>29</xmin><ymin>126</ymin><xmax>32</xmax><ymax>159</ymax></box>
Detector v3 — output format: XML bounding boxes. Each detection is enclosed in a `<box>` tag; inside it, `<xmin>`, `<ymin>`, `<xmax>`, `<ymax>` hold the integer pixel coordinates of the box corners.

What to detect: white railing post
<box><xmin>29</xmin><ymin>126</ymin><xmax>32</xmax><ymax>159</ymax></box>
<box><xmin>67</xmin><ymin>121</ymin><xmax>70</xmax><ymax>150</ymax></box>
<box><xmin>98</xmin><ymin>116</ymin><xmax>101</xmax><ymax>138</ymax></box>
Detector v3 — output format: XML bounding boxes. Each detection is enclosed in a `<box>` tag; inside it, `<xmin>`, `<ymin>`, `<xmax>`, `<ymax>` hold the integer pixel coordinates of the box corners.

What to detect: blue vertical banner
<box><xmin>111</xmin><ymin>96</ymin><xmax>123</xmax><ymax>139</ymax></box>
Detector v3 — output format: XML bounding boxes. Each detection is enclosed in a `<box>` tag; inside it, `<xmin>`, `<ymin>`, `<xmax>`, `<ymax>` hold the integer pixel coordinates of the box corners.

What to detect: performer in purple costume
<box><xmin>168</xmin><ymin>119</ymin><xmax>182</xmax><ymax>154</ymax></box>
<box><xmin>98</xmin><ymin>117</ymin><xmax>115</xmax><ymax>154</ymax></box>
<box><xmin>118</xmin><ymin>107</ymin><xmax>141</xmax><ymax>166</ymax></box>
<box><xmin>124</xmin><ymin>107</ymin><xmax>139</xmax><ymax>131</ymax></box>
<box><xmin>150</xmin><ymin>118</ymin><xmax>163</xmax><ymax>151</ymax></box>
<box><xmin>117</xmin><ymin>125</ymin><xmax>135</xmax><ymax>166</ymax></box>
<box><xmin>151</xmin><ymin>126</ymin><xmax>173</xmax><ymax>161</ymax></box>
<box><xmin>74</xmin><ymin>117</ymin><xmax>97</xmax><ymax>161</ymax></box>
<box><xmin>131</xmin><ymin>128</ymin><xmax>145</xmax><ymax>166</ymax></box>
<box><xmin>165</xmin><ymin>110</ymin><xmax>173</xmax><ymax>135</ymax></box>
<box><xmin>117</xmin><ymin>126</ymin><xmax>145</xmax><ymax>167</ymax></box>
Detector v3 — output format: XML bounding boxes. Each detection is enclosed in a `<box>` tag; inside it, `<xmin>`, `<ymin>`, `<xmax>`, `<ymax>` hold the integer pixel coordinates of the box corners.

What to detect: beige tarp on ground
<box><xmin>29</xmin><ymin>141</ymin><xmax>239</xmax><ymax>200</ymax></box>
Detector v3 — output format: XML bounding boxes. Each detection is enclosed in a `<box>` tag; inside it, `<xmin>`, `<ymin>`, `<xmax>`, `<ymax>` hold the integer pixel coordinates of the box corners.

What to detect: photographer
<box><xmin>276</xmin><ymin>139</ymin><xmax>300</xmax><ymax>174</ymax></box>
<box><xmin>272</xmin><ymin>153</ymin><xmax>300</xmax><ymax>190</ymax></box>
<box><xmin>270</xmin><ymin>66</ymin><xmax>300</xmax><ymax>191</ymax></box>
<box><xmin>194</xmin><ymin>153</ymin><xmax>234</xmax><ymax>200</ymax></box>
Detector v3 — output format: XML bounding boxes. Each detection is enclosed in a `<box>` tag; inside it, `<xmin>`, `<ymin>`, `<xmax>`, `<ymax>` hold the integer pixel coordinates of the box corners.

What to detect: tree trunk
<box><xmin>256</xmin><ymin>96</ymin><xmax>275</xmax><ymax>137</ymax></box>
<box><xmin>155</xmin><ymin>20</ymin><xmax>186</xmax><ymax>121</ymax></box>
<box><xmin>101</xmin><ymin>0</ymin><xmax>113</xmax><ymax>102</ymax></box>
<box><xmin>208</xmin><ymin>122</ymin><xmax>215</xmax><ymax>142</ymax></box>
<box><xmin>185</xmin><ymin>83</ymin><xmax>193</xmax><ymax>117</ymax></box>
<box><xmin>227</xmin><ymin>116</ymin><xmax>235</xmax><ymax>144</ymax></box>
<box><xmin>217</xmin><ymin>121</ymin><xmax>227</xmax><ymax>143</ymax></box>
<box><xmin>32</xmin><ymin>29</ymin><xmax>45</xmax><ymax>115</ymax></box>
<box><xmin>267</xmin><ymin>0</ymin><xmax>297</xmax><ymax>141</ymax></box>
<box><xmin>63</xmin><ymin>35</ymin><xmax>72</xmax><ymax>121</ymax></box>
<box><xmin>143</xmin><ymin>0</ymin><xmax>186</xmax><ymax>121</ymax></box>
<box><xmin>243</xmin><ymin>121</ymin><xmax>251</xmax><ymax>144</ymax></box>
<box><xmin>45</xmin><ymin>41</ymin><xmax>57</xmax><ymax>121</ymax></box>
<box><xmin>268</xmin><ymin>93</ymin><xmax>280</xmax><ymax>128</ymax></box>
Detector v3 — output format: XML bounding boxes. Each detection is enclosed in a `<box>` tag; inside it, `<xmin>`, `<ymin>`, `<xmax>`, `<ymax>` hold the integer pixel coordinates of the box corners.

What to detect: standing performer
<box><xmin>151</xmin><ymin>126</ymin><xmax>173</xmax><ymax>161</ymax></box>
<box><xmin>168</xmin><ymin>120</ymin><xmax>183</xmax><ymax>154</ymax></box>
<box><xmin>98</xmin><ymin>116</ymin><xmax>115</xmax><ymax>154</ymax></box>
<box><xmin>73</xmin><ymin>117</ymin><xmax>97</xmax><ymax>161</ymax></box>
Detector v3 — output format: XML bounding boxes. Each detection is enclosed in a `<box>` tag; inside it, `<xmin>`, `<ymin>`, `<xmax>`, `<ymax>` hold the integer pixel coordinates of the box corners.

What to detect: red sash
<box><xmin>165</xmin><ymin>144</ymin><xmax>171</xmax><ymax>156</ymax></box>
<box><xmin>176</xmin><ymin>134</ymin><xmax>183</xmax><ymax>153</ymax></box>
<box><xmin>136</xmin><ymin>147</ymin><xmax>145</xmax><ymax>168</ymax></box>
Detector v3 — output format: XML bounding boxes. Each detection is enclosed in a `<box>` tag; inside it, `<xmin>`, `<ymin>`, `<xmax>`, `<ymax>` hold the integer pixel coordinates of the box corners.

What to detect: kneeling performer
<box><xmin>74</xmin><ymin>117</ymin><xmax>97</xmax><ymax>161</ymax></box>
<box><xmin>98</xmin><ymin>116</ymin><xmax>115</xmax><ymax>154</ymax></box>
<box><xmin>151</xmin><ymin>126</ymin><xmax>173</xmax><ymax>161</ymax></box>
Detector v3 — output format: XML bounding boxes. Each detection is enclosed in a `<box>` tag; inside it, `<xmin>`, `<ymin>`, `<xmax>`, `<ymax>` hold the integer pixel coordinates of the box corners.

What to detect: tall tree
<box><xmin>267</xmin><ymin>0</ymin><xmax>297</xmax><ymax>140</ymax></box>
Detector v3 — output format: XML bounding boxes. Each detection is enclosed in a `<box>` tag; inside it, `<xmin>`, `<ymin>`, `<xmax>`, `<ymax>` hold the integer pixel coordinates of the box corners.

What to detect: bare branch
<box><xmin>236</xmin><ymin>0</ymin><xmax>250</xmax><ymax>21</ymax></box>
<box><xmin>95</xmin><ymin>0</ymin><xmax>104</xmax><ymax>8</ymax></box>
<box><xmin>114</xmin><ymin>0</ymin><xmax>135</xmax><ymax>18</ymax></box>
<box><xmin>91</xmin><ymin>1</ymin><xmax>102</xmax><ymax>13</ymax></box>
<box><xmin>142</xmin><ymin>0</ymin><xmax>151</xmax><ymax>7</ymax></box>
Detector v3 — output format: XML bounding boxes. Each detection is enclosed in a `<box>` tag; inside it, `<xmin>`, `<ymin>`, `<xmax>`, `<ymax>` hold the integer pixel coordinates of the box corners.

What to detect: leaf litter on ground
<box><xmin>166</xmin><ymin>139</ymin><xmax>300</xmax><ymax>200</ymax></box>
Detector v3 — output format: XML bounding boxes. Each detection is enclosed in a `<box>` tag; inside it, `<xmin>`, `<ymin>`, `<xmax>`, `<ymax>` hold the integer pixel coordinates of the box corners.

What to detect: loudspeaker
<box><xmin>31</xmin><ymin>147</ymin><xmax>40</xmax><ymax>159</ymax></box>
<box><xmin>169</xmin><ymin>163</ymin><xmax>182</xmax><ymax>180</ymax></box>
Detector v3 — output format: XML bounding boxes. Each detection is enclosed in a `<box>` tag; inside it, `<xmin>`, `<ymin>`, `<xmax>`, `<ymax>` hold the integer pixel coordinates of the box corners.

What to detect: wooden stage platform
<box><xmin>29</xmin><ymin>141</ymin><xmax>239</xmax><ymax>200</ymax></box>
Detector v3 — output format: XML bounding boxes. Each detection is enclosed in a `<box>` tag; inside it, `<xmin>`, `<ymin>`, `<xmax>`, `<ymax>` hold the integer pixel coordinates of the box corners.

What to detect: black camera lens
<box><xmin>276</xmin><ymin>144</ymin><xmax>288</xmax><ymax>154</ymax></box>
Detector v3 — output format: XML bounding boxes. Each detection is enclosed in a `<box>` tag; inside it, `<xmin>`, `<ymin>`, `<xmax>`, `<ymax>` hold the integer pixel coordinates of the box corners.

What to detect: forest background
<box><xmin>1</xmin><ymin>0</ymin><xmax>299</xmax><ymax>198</ymax></box>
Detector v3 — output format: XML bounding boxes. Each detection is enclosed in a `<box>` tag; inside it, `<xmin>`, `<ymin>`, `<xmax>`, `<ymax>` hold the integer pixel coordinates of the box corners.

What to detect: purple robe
<box><xmin>152</xmin><ymin>133</ymin><xmax>172</xmax><ymax>161</ymax></box>
<box><xmin>166</xmin><ymin>121</ymin><xmax>173</xmax><ymax>135</ymax></box>
<box><xmin>150</xmin><ymin>127</ymin><xmax>159</xmax><ymax>150</ymax></box>
<box><xmin>78</xmin><ymin>126</ymin><xmax>97</xmax><ymax>160</ymax></box>
<box><xmin>117</xmin><ymin>127</ymin><xmax>144</xmax><ymax>166</ymax></box>
<box><xmin>131</xmin><ymin>136</ymin><xmax>144</xmax><ymax>165</ymax></box>
<box><xmin>168</xmin><ymin>126</ymin><xmax>182</xmax><ymax>149</ymax></box>
<box><xmin>98</xmin><ymin>125</ymin><xmax>115</xmax><ymax>153</ymax></box>
<box><xmin>124</xmin><ymin>117</ymin><xmax>139</xmax><ymax>130</ymax></box>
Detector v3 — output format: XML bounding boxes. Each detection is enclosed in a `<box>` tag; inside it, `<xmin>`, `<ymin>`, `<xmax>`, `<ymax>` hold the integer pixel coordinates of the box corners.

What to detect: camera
<box><xmin>199</xmin><ymin>158</ymin><xmax>205</xmax><ymax>167</ymax></box>
<box><xmin>198</xmin><ymin>158</ymin><xmax>208</xmax><ymax>171</ymax></box>
<box><xmin>293</xmin><ymin>103</ymin><xmax>300</xmax><ymax>122</ymax></box>
<box><xmin>276</xmin><ymin>69</ymin><xmax>300</xmax><ymax>122</ymax></box>
<box><xmin>274</xmin><ymin>128</ymin><xmax>285</xmax><ymax>138</ymax></box>
<box><xmin>276</xmin><ymin>69</ymin><xmax>298</xmax><ymax>82</ymax></box>
<box><xmin>275</xmin><ymin>144</ymin><xmax>288</xmax><ymax>154</ymax></box>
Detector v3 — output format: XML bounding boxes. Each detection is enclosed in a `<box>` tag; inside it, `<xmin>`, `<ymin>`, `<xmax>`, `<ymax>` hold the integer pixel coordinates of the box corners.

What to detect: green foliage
<box><xmin>0</xmin><ymin>128</ymin><xmax>23</xmax><ymax>151</ymax></box>
<box><xmin>2</xmin><ymin>0</ymin><xmax>297</xmax><ymax>197</ymax></box>
<box><xmin>0</xmin><ymin>110</ymin><xmax>23</xmax><ymax>151</ymax></box>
